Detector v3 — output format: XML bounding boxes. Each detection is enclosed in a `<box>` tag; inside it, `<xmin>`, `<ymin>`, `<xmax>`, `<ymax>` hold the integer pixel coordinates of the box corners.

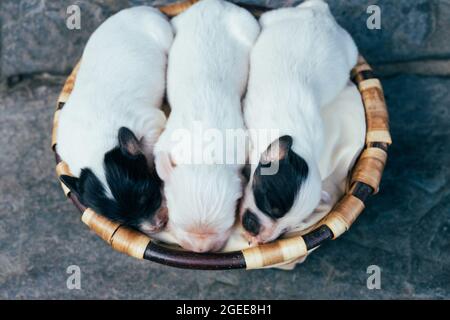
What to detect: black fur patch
<box><xmin>252</xmin><ymin>138</ymin><xmax>308</xmax><ymax>220</ymax></box>
<box><xmin>60</xmin><ymin>147</ymin><xmax>162</xmax><ymax>228</ymax></box>
<box><xmin>101</xmin><ymin>146</ymin><xmax>162</xmax><ymax>227</ymax></box>
<box><xmin>241</xmin><ymin>163</ymin><xmax>251</xmax><ymax>183</ymax></box>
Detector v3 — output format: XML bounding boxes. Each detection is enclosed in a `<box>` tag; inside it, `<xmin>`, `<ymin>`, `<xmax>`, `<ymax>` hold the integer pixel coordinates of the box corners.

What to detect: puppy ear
<box><xmin>118</xmin><ymin>127</ymin><xmax>141</xmax><ymax>157</ymax></box>
<box><xmin>260</xmin><ymin>135</ymin><xmax>293</xmax><ymax>164</ymax></box>
<box><xmin>155</xmin><ymin>151</ymin><xmax>176</xmax><ymax>182</ymax></box>
<box><xmin>60</xmin><ymin>175</ymin><xmax>80</xmax><ymax>197</ymax></box>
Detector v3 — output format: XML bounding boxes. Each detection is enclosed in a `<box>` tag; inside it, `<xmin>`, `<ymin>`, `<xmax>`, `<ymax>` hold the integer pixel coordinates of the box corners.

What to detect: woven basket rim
<box><xmin>51</xmin><ymin>0</ymin><xmax>392</xmax><ymax>270</ymax></box>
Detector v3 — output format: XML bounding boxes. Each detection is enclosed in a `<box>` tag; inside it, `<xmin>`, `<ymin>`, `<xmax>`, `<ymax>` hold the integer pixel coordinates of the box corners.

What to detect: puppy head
<box><xmin>155</xmin><ymin>154</ymin><xmax>241</xmax><ymax>252</ymax></box>
<box><xmin>239</xmin><ymin>135</ymin><xmax>322</xmax><ymax>244</ymax></box>
<box><xmin>60</xmin><ymin>127</ymin><xmax>167</xmax><ymax>234</ymax></box>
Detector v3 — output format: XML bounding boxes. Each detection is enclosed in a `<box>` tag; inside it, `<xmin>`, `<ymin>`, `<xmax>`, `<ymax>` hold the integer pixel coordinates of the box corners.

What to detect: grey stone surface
<box><xmin>0</xmin><ymin>0</ymin><xmax>170</xmax><ymax>79</ymax></box>
<box><xmin>0</xmin><ymin>74</ymin><xmax>448</xmax><ymax>299</ymax></box>
<box><xmin>2</xmin><ymin>0</ymin><xmax>450</xmax><ymax>80</ymax></box>
<box><xmin>376</xmin><ymin>59</ymin><xmax>450</xmax><ymax>78</ymax></box>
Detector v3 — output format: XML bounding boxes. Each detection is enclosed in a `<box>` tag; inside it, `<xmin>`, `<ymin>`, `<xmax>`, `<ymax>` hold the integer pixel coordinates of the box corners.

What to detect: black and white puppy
<box><xmin>57</xmin><ymin>7</ymin><xmax>173</xmax><ymax>234</ymax></box>
<box><xmin>240</xmin><ymin>0</ymin><xmax>358</xmax><ymax>244</ymax></box>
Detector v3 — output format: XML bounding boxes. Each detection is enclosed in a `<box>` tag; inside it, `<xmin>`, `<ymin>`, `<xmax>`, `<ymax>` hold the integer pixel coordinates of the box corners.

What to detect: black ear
<box><xmin>261</xmin><ymin>135</ymin><xmax>293</xmax><ymax>163</ymax></box>
<box><xmin>278</xmin><ymin>135</ymin><xmax>293</xmax><ymax>151</ymax></box>
<box><xmin>60</xmin><ymin>175</ymin><xmax>80</xmax><ymax>196</ymax></box>
<box><xmin>118</xmin><ymin>127</ymin><xmax>141</xmax><ymax>157</ymax></box>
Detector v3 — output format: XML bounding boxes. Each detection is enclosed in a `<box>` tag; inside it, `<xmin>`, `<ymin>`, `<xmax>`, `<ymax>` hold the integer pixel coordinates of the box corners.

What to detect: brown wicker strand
<box><xmin>242</xmin><ymin>237</ymin><xmax>307</xmax><ymax>269</ymax></box>
<box><xmin>159</xmin><ymin>0</ymin><xmax>199</xmax><ymax>17</ymax></box>
<box><xmin>359</xmin><ymin>79</ymin><xmax>392</xmax><ymax>145</ymax></box>
<box><xmin>51</xmin><ymin>110</ymin><xmax>61</xmax><ymax>150</ymax></box>
<box><xmin>110</xmin><ymin>226</ymin><xmax>153</xmax><ymax>259</ymax></box>
<box><xmin>55</xmin><ymin>161</ymin><xmax>73</xmax><ymax>196</ymax></box>
<box><xmin>51</xmin><ymin>62</ymin><xmax>80</xmax><ymax>150</ymax></box>
<box><xmin>81</xmin><ymin>209</ymin><xmax>151</xmax><ymax>259</ymax></box>
<box><xmin>321</xmin><ymin>194</ymin><xmax>365</xmax><ymax>239</ymax></box>
<box><xmin>57</xmin><ymin>61</ymin><xmax>80</xmax><ymax>108</ymax></box>
<box><xmin>81</xmin><ymin>208</ymin><xmax>121</xmax><ymax>243</ymax></box>
<box><xmin>351</xmin><ymin>55</ymin><xmax>374</xmax><ymax>83</ymax></box>
<box><xmin>351</xmin><ymin>147</ymin><xmax>387</xmax><ymax>193</ymax></box>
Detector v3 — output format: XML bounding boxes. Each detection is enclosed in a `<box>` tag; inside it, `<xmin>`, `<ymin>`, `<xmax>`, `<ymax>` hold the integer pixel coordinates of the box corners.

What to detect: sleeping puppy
<box><xmin>154</xmin><ymin>0</ymin><xmax>259</xmax><ymax>252</ymax></box>
<box><xmin>240</xmin><ymin>0</ymin><xmax>358</xmax><ymax>244</ymax></box>
<box><xmin>57</xmin><ymin>7</ymin><xmax>173</xmax><ymax>234</ymax></box>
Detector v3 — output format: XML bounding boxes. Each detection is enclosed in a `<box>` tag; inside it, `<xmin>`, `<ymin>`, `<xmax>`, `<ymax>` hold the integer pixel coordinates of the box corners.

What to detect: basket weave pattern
<box><xmin>51</xmin><ymin>1</ymin><xmax>391</xmax><ymax>270</ymax></box>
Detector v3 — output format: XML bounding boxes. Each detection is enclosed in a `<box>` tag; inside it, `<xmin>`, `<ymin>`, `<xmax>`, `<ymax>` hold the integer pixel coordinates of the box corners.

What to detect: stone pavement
<box><xmin>0</xmin><ymin>0</ymin><xmax>449</xmax><ymax>299</ymax></box>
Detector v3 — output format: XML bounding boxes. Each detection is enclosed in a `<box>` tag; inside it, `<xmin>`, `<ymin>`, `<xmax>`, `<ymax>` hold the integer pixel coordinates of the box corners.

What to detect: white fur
<box><xmin>154</xmin><ymin>0</ymin><xmax>260</xmax><ymax>252</ymax></box>
<box><xmin>57</xmin><ymin>7</ymin><xmax>173</xmax><ymax>193</ymax></box>
<box><xmin>242</xmin><ymin>0</ymin><xmax>358</xmax><ymax>243</ymax></box>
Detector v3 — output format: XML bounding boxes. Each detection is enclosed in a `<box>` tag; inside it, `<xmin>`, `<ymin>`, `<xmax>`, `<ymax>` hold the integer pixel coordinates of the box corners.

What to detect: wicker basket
<box><xmin>51</xmin><ymin>0</ymin><xmax>392</xmax><ymax>270</ymax></box>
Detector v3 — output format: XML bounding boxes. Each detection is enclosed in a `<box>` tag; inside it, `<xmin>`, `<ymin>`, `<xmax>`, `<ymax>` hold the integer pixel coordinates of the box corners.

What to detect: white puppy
<box><xmin>57</xmin><ymin>7</ymin><xmax>173</xmax><ymax>234</ymax></box>
<box><xmin>155</xmin><ymin>0</ymin><xmax>260</xmax><ymax>252</ymax></box>
<box><xmin>240</xmin><ymin>0</ymin><xmax>358</xmax><ymax>244</ymax></box>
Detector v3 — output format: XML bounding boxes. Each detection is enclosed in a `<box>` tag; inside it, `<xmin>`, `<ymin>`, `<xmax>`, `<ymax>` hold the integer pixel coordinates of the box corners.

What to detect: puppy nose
<box><xmin>139</xmin><ymin>209</ymin><xmax>168</xmax><ymax>234</ymax></box>
<box><xmin>182</xmin><ymin>236</ymin><xmax>226</xmax><ymax>253</ymax></box>
<box><xmin>242</xmin><ymin>210</ymin><xmax>261</xmax><ymax>236</ymax></box>
<box><xmin>192</xmin><ymin>243</ymin><xmax>211</xmax><ymax>253</ymax></box>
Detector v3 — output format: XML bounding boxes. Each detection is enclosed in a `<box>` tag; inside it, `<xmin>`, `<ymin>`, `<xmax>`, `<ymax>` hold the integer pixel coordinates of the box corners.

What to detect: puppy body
<box><xmin>155</xmin><ymin>0</ymin><xmax>260</xmax><ymax>252</ymax></box>
<box><xmin>57</xmin><ymin>7</ymin><xmax>173</xmax><ymax>233</ymax></box>
<box><xmin>241</xmin><ymin>0</ymin><xmax>358</xmax><ymax>243</ymax></box>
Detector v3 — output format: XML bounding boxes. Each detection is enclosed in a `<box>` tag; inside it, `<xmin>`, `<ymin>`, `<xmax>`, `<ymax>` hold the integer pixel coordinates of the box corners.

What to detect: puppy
<box><xmin>154</xmin><ymin>0</ymin><xmax>259</xmax><ymax>252</ymax></box>
<box><xmin>240</xmin><ymin>0</ymin><xmax>358</xmax><ymax>244</ymax></box>
<box><xmin>57</xmin><ymin>7</ymin><xmax>173</xmax><ymax>234</ymax></box>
